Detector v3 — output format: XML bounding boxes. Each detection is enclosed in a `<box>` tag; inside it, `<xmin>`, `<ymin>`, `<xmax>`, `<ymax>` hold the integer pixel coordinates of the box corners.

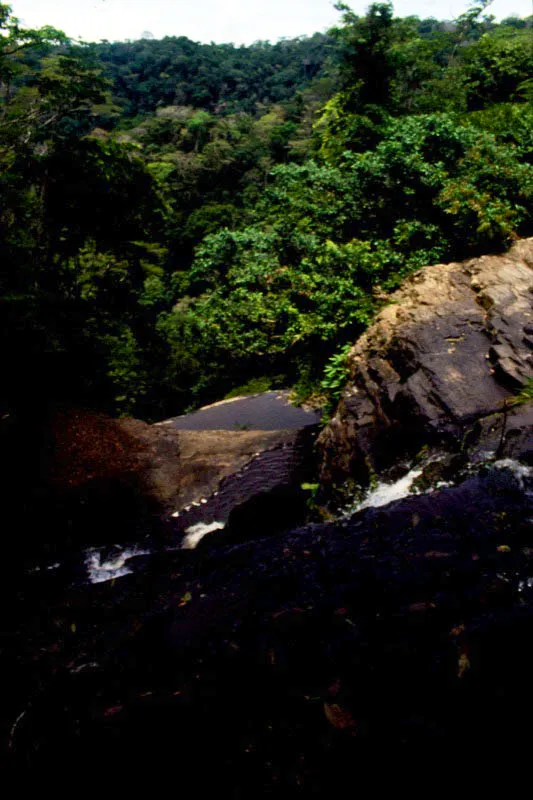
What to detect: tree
<box><xmin>314</xmin><ymin>3</ymin><xmax>397</xmax><ymax>157</ymax></box>
<box><xmin>331</xmin><ymin>2</ymin><xmax>395</xmax><ymax>110</ymax></box>
<box><xmin>458</xmin><ymin>27</ymin><xmax>533</xmax><ymax>109</ymax></box>
<box><xmin>0</xmin><ymin>4</ymin><xmax>169</xmax><ymax>416</ymax></box>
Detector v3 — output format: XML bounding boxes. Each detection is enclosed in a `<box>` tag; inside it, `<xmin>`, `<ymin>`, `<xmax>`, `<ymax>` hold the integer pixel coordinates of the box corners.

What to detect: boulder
<box><xmin>319</xmin><ymin>239</ymin><xmax>533</xmax><ymax>495</ymax></box>
<box><xmin>11</xmin><ymin>393</ymin><xmax>319</xmax><ymax>559</ymax></box>
<box><xmin>120</xmin><ymin>418</ymin><xmax>303</xmax><ymax>515</ymax></box>
<box><xmin>4</xmin><ymin>461</ymin><xmax>533</xmax><ymax>789</ymax></box>
<box><xmin>4</xmin><ymin>245</ymin><xmax>533</xmax><ymax>792</ymax></box>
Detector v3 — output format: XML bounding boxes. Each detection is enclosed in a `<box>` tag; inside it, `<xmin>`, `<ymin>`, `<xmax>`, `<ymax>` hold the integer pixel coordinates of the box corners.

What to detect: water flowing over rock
<box><xmin>4</xmin><ymin>243</ymin><xmax>533</xmax><ymax>791</ymax></box>
<box><xmin>6</xmin><ymin>395</ymin><xmax>318</xmax><ymax>563</ymax></box>
<box><xmin>3</xmin><ymin>461</ymin><xmax>533</xmax><ymax>789</ymax></box>
<box><xmin>319</xmin><ymin>238</ymin><xmax>533</xmax><ymax>497</ymax></box>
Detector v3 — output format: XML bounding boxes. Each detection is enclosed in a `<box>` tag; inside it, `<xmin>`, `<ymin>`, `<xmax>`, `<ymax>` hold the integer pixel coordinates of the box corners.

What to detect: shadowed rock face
<box><xmin>3</xmin><ymin>395</ymin><xmax>319</xmax><ymax>563</ymax></box>
<box><xmin>1</xmin><ymin>409</ymin><xmax>161</xmax><ymax>561</ymax></box>
<box><xmin>120</xmin><ymin>417</ymin><xmax>307</xmax><ymax>519</ymax></box>
<box><xmin>319</xmin><ymin>239</ymin><xmax>533</xmax><ymax>493</ymax></box>
<box><xmin>3</xmin><ymin>462</ymin><xmax>533</xmax><ymax>789</ymax></box>
<box><xmin>4</xmin><ymin>243</ymin><xmax>533</xmax><ymax>792</ymax></box>
<box><xmin>169</xmin><ymin>427</ymin><xmax>319</xmax><ymax>549</ymax></box>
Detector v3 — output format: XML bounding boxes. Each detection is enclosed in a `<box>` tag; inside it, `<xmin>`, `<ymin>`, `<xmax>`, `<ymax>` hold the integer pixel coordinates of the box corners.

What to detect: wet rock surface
<box><xmin>2</xmin><ymin>408</ymin><xmax>162</xmax><ymax>561</ymax></box>
<box><xmin>5</xmin><ymin>398</ymin><xmax>318</xmax><ymax>563</ymax></box>
<box><xmin>319</xmin><ymin>239</ymin><xmax>533</xmax><ymax>494</ymax></box>
<box><xmin>2</xmin><ymin>461</ymin><xmax>533</xmax><ymax>789</ymax></box>
<box><xmin>171</xmin><ymin>426</ymin><xmax>319</xmax><ymax>549</ymax></box>
<box><xmin>163</xmin><ymin>390</ymin><xmax>321</xmax><ymax>431</ymax></box>
<box><xmin>123</xmin><ymin>419</ymin><xmax>308</xmax><ymax>521</ymax></box>
<box><xmin>4</xmin><ymin>244</ymin><xmax>533</xmax><ymax>791</ymax></box>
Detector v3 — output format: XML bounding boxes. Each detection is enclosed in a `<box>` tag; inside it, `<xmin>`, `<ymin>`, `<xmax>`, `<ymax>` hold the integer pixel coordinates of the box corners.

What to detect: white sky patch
<box><xmin>10</xmin><ymin>0</ymin><xmax>531</xmax><ymax>45</ymax></box>
<box><xmin>182</xmin><ymin>520</ymin><xmax>225</xmax><ymax>549</ymax></box>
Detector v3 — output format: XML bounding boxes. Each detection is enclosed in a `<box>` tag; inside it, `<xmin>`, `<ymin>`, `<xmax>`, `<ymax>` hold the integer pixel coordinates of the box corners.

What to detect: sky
<box><xmin>8</xmin><ymin>0</ymin><xmax>532</xmax><ymax>44</ymax></box>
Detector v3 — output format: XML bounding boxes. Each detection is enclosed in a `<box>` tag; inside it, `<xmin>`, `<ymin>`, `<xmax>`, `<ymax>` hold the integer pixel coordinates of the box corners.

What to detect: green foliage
<box><xmin>320</xmin><ymin>343</ymin><xmax>353</xmax><ymax>400</ymax></box>
<box><xmin>319</xmin><ymin>342</ymin><xmax>354</xmax><ymax>418</ymax></box>
<box><xmin>315</xmin><ymin>94</ymin><xmax>390</xmax><ymax>159</ymax></box>
<box><xmin>1</xmin><ymin>1</ymin><xmax>532</xmax><ymax>422</ymax></box>
<box><xmin>464</xmin><ymin>102</ymin><xmax>533</xmax><ymax>157</ymax></box>
<box><xmin>0</xmin><ymin>12</ymin><xmax>109</xmax><ymax>151</ymax></box>
<box><xmin>0</xmin><ymin>4</ymin><xmax>171</xmax><ymax>416</ymax></box>
<box><xmin>331</xmin><ymin>2</ymin><xmax>396</xmax><ymax>110</ymax></box>
<box><xmin>224</xmin><ymin>377</ymin><xmax>279</xmax><ymax>399</ymax></box>
<box><xmin>102</xmin><ymin>326</ymin><xmax>147</xmax><ymax>415</ymax></box>
<box><xmin>159</xmin><ymin>106</ymin><xmax>531</xmax><ymax>406</ymax></box>
<box><xmin>316</xmin><ymin>3</ymin><xmax>397</xmax><ymax>155</ymax></box>
<box><xmin>161</xmin><ymin>223</ymin><xmax>379</xmax><ymax>401</ymax></box>
<box><xmin>344</xmin><ymin>113</ymin><xmax>532</xmax><ymax>254</ymax></box>
<box><xmin>86</xmin><ymin>33</ymin><xmax>335</xmax><ymax>120</ymax></box>
<box><xmin>459</xmin><ymin>27</ymin><xmax>533</xmax><ymax>110</ymax></box>
<box><xmin>510</xmin><ymin>378</ymin><xmax>533</xmax><ymax>407</ymax></box>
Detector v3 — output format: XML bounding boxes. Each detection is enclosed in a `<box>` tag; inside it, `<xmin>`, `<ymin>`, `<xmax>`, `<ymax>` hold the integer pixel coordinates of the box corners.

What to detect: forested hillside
<box><xmin>1</xmin><ymin>2</ymin><xmax>531</xmax><ymax>421</ymax></box>
<box><xmin>88</xmin><ymin>33</ymin><xmax>335</xmax><ymax>118</ymax></box>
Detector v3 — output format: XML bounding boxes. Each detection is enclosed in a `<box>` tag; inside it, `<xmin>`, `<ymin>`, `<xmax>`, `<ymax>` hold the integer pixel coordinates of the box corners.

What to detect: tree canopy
<box><xmin>1</xmin><ymin>2</ymin><xmax>531</xmax><ymax>419</ymax></box>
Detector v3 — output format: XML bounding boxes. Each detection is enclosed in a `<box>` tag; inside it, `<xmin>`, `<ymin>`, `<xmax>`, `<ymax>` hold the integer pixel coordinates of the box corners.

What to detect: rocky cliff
<box><xmin>4</xmin><ymin>394</ymin><xmax>319</xmax><ymax>563</ymax></box>
<box><xmin>3</xmin><ymin>241</ymin><xmax>533</xmax><ymax>790</ymax></box>
<box><xmin>320</xmin><ymin>238</ymin><xmax>533</xmax><ymax>497</ymax></box>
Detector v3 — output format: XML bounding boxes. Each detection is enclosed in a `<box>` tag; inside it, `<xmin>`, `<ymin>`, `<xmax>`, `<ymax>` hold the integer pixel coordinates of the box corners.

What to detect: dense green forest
<box><xmin>89</xmin><ymin>33</ymin><xmax>335</xmax><ymax>118</ymax></box>
<box><xmin>1</xmin><ymin>2</ymin><xmax>531</xmax><ymax>421</ymax></box>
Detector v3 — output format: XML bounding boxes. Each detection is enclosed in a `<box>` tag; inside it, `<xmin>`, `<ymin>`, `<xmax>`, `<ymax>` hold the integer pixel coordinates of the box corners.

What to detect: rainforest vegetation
<box><xmin>1</xmin><ymin>2</ymin><xmax>531</xmax><ymax>419</ymax></box>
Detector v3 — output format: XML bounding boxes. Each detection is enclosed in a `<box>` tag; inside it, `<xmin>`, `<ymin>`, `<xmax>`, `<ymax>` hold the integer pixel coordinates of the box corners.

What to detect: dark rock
<box><xmin>164</xmin><ymin>389</ymin><xmax>320</xmax><ymax>431</ymax></box>
<box><xmin>3</xmin><ymin>462</ymin><xmax>533</xmax><ymax>789</ymax></box>
<box><xmin>319</xmin><ymin>239</ymin><xmax>533</xmax><ymax>496</ymax></box>
<box><xmin>3</xmin><ymin>397</ymin><xmax>319</xmax><ymax>564</ymax></box>
<box><xmin>1</xmin><ymin>408</ymin><xmax>162</xmax><ymax>562</ymax></box>
<box><xmin>467</xmin><ymin>404</ymin><xmax>533</xmax><ymax>464</ymax></box>
<box><xmin>174</xmin><ymin>426</ymin><xmax>319</xmax><ymax>549</ymax></box>
<box><xmin>4</xmin><ymin>245</ymin><xmax>533</xmax><ymax>793</ymax></box>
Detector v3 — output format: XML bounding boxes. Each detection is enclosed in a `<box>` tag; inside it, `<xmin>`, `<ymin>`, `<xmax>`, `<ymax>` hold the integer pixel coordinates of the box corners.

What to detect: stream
<box><xmin>24</xmin><ymin>452</ymin><xmax>533</xmax><ymax>588</ymax></box>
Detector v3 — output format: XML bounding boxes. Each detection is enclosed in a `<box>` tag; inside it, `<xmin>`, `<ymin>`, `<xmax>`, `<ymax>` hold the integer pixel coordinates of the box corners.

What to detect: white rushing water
<box><xmin>181</xmin><ymin>520</ymin><xmax>225</xmax><ymax>550</ymax></box>
<box><xmin>351</xmin><ymin>466</ymin><xmax>424</xmax><ymax>513</ymax></box>
<box><xmin>348</xmin><ymin>456</ymin><xmax>533</xmax><ymax>516</ymax></box>
<box><xmin>85</xmin><ymin>547</ymin><xmax>151</xmax><ymax>584</ymax></box>
<box><xmin>29</xmin><ymin>458</ymin><xmax>533</xmax><ymax>586</ymax></box>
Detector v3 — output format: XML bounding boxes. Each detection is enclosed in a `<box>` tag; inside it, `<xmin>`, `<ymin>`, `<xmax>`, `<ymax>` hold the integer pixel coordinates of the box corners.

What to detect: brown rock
<box><xmin>118</xmin><ymin>417</ymin><xmax>298</xmax><ymax>514</ymax></box>
<box><xmin>319</xmin><ymin>239</ymin><xmax>533</xmax><ymax>491</ymax></box>
<box><xmin>34</xmin><ymin>403</ymin><xmax>314</xmax><ymax>551</ymax></box>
